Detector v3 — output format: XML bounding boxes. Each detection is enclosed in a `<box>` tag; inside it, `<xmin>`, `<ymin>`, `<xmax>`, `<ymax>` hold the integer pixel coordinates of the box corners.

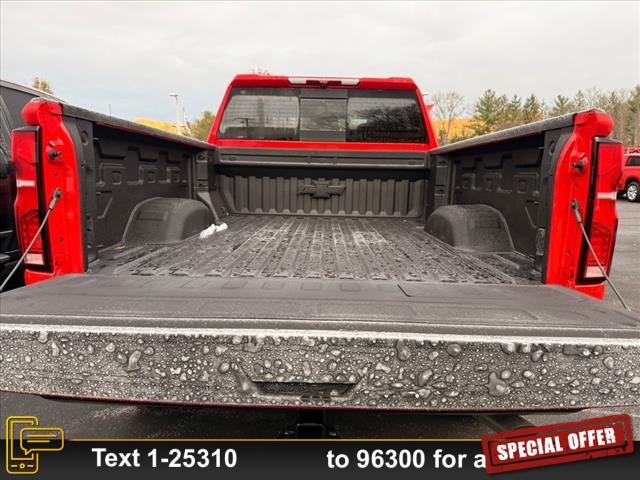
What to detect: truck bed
<box><xmin>92</xmin><ymin>215</ymin><xmax>540</xmax><ymax>285</ymax></box>
<box><xmin>2</xmin><ymin>102</ymin><xmax>638</xmax><ymax>414</ymax></box>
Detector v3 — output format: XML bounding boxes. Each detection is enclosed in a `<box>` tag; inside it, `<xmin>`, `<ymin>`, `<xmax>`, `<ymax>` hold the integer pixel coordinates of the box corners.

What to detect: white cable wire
<box><xmin>0</xmin><ymin>188</ymin><xmax>61</xmax><ymax>293</ymax></box>
<box><xmin>571</xmin><ymin>199</ymin><xmax>630</xmax><ymax>311</ymax></box>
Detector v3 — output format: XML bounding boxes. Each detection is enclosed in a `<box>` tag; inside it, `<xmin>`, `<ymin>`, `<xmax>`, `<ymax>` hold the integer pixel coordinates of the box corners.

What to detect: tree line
<box><xmin>28</xmin><ymin>77</ymin><xmax>640</xmax><ymax>145</ymax></box>
<box><xmin>432</xmin><ymin>86</ymin><xmax>640</xmax><ymax>146</ymax></box>
<box><xmin>28</xmin><ymin>77</ymin><xmax>217</xmax><ymax>140</ymax></box>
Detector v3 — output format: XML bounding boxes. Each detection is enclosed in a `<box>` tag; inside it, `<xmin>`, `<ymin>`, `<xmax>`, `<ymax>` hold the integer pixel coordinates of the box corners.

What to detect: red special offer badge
<box><xmin>481</xmin><ymin>415</ymin><xmax>634</xmax><ymax>474</ymax></box>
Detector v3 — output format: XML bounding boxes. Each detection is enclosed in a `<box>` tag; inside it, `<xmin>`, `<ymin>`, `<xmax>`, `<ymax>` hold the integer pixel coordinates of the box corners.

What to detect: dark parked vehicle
<box><xmin>1</xmin><ymin>75</ymin><xmax>638</xmax><ymax>415</ymax></box>
<box><xmin>0</xmin><ymin>80</ymin><xmax>59</xmax><ymax>290</ymax></box>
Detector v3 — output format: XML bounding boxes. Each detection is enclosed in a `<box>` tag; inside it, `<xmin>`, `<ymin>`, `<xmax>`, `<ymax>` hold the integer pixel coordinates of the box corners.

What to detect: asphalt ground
<box><xmin>1</xmin><ymin>200</ymin><xmax>638</xmax><ymax>439</ymax></box>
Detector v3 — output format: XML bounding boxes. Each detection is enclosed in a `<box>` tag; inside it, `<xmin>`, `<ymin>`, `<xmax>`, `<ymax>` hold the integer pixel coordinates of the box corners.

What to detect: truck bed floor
<box><xmin>94</xmin><ymin>215</ymin><xmax>540</xmax><ymax>284</ymax></box>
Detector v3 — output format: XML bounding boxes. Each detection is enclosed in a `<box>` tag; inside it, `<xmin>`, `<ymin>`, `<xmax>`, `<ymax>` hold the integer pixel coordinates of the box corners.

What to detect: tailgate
<box><xmin>1</xmin><ymin>274</ymin><xmax>639</xmax><ymax>411</ymax></box>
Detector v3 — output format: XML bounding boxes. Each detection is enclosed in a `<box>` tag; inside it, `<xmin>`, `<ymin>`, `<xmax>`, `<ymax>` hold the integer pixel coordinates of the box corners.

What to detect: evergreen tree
<box><xmin>548</xmin><ymin>95</ymin><xmax>574</xmax><ymax>117</ymax></box>
<box><xmin>471</xmin><ymin>89</ymin><xmax>508</xmax><ymax>135</ymax></box>
<box><xmin>503</xmin><ymin>95</ymin><xmax>523</xmax><ymax>128</ymax></box>
<box><xmin>521</xmin><ymin>94</ymin><xmax>544</xmax><ymax>123</ymax></box>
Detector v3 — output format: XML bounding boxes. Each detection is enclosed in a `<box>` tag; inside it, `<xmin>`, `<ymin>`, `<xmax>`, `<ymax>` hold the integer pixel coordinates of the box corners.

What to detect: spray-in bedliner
<box><xmin>92</xmin><ymin>215</ymin><xmax>540</xmax><ymax>284</ymax></box>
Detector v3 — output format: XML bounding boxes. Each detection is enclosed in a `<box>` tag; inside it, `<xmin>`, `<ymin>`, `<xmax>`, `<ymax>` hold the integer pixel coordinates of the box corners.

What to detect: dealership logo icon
<box><xmin>5</xmin><ymin>416</ymin><xmax>64</xmax><ymax>475</ymax></box>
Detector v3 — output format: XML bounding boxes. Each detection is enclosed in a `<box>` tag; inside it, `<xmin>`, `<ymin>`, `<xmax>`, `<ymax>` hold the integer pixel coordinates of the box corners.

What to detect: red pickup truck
<box><xmin>619</xmin><ymin>147</ymin><xmax>640</xmax><ymax>202</ymax></box>
<box><xmin>1</xmin><ymin>74</ymin><xmax>638</xmax><ymax>414</ymax></box>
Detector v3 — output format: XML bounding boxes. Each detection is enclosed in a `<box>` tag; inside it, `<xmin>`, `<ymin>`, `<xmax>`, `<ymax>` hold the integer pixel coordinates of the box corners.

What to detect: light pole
<box><xmin>169</xmin><ymin>92</ymin><xmax>181</xmax><ymax>135</ymax></box>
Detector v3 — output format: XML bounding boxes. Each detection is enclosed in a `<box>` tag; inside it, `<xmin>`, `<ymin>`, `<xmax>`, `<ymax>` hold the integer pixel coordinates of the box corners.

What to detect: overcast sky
<box><xmin>1</xmin><ymin>1</ymin><xmax>638</xmax><ymax>121</ymax></box>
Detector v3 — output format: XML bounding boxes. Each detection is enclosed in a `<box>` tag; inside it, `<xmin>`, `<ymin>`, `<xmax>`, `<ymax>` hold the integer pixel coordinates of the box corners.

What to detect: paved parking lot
<box><xmin>525</xmin><ymin>200</ymin><xmax>640</xmax><ymax>438</ymax></box>
<box><xmin>1</xmin><ymin>201</ymin><xmax>638</xmax><ymax>439</ymax></box>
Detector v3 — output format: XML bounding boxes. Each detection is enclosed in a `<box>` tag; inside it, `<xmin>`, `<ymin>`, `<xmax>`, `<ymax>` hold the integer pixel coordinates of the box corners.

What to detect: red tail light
<box><xmin>584</xmin><ymin>223</ymin><xmax>614</xmax><ymax>278</ymax></box>
<box><xmin>581</xmin><ymin>140</ymin><xmax>622</xmax><ymax>280</ymax></box>
<box><xmin>11</xmin><ymin>128</ymin><xmax>48</xmax><ymax>268</ymax></box>
<box><xmin>18</xmin><ymin>210</ymin><xmax>45</xmax><ymax>265</ymax></box>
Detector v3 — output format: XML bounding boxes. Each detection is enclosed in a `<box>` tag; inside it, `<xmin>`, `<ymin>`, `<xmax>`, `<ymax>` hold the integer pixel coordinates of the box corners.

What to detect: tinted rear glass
<box><xmin>627</xmin><ymin>156</ymin><xmax>640</xmax><ymax>167</ymax></box>
<box><xmin>218</xmin><ymin>88</ymin><xmax>427</xmax><ymax>143</ymax></box>
<box><xmin>347</xmin><ymin>91</ymin><xmax>426</xmax><ymax>143</ymax></box>
<box><xmin>300</xmin><ymin>98</ymin><xmax>347</xmax><ymax>141</ymax></box>
<box><xmin>218</xmin><ymin>88</ymin><xmax>299</xmax><ymax>141</ymax></box>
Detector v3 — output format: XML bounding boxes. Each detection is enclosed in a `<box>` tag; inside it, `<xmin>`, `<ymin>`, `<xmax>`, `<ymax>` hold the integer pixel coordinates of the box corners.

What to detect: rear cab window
<box><xmin>627</xmin><ymin>156</ymin><xmax>640</xmax><ymax>167</ymax></box>
<box><xmin>217</xmin><ymin>87</ymin><xmax>427</xmax><ymax>144</ymax></box>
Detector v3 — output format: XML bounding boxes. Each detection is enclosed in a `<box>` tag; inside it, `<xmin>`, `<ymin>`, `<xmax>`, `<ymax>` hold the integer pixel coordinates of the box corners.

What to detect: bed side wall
<box><xmin>426</xmin><ymin>128</ymin><xmax>572</xmax><ymax>270</ymax></box>
<box><xmin>65</xmin><ymin>118</ymin><xmax>206</xmax><ymax>261</ymax></box>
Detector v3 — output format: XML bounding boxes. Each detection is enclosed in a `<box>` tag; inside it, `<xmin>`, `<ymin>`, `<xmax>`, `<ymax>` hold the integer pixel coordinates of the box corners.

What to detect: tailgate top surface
<box><xmin>2</xmin><ymin>274</ymin><xmax>639</xmax><ymax>341</ymax></box>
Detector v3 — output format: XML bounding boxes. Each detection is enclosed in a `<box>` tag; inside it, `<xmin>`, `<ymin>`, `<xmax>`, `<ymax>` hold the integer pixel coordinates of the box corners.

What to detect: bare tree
<box><xmin>598</xmin><ymin>90</ymin><xmax>630</xmax><ymax>142</ymax></box>
<box><xmin>628</xmin><ymin>86</ymin><xmax>640</xmax><ymax>145</ymax></box>
<box><xmin>432</xmin><ymin>91</ymin><xmax>465</xmax><ymax>144</ymax></box>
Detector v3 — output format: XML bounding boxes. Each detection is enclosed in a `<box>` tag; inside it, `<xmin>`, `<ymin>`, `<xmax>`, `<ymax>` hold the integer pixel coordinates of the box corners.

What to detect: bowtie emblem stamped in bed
<box><xmin>297</xmin><ymin>180</ymin><xmax>346</xmax><ymax>198</ymax></box>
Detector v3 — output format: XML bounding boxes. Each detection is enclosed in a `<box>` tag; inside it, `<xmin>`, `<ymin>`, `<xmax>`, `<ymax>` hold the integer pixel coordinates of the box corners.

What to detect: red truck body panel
<box><xmin>545</xmin><ymin>111</ymin><xmax>619</xmax><ymax>298</ymax></box>
<box><xmin>618</xmin><ymin>148</ymin><xmax>640</xmax><ymax>197</ymax></box>
<box><xmin>13</xmin><ymin>100</ymin><xmax>85</xmax><ymax>283</ymax></box>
